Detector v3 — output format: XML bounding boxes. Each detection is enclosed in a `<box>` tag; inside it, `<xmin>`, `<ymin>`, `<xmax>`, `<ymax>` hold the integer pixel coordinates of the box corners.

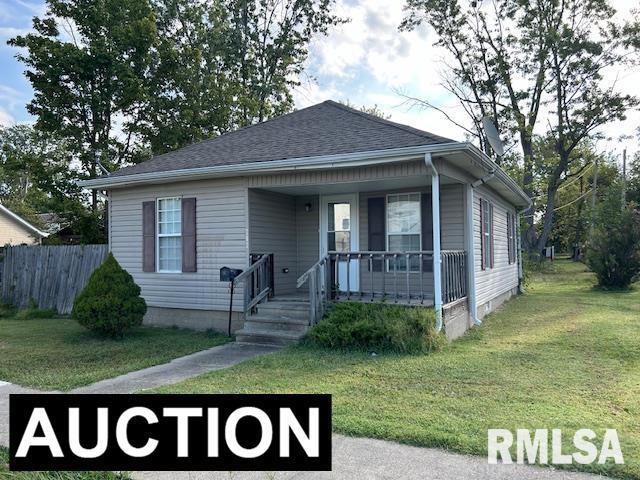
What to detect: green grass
<box><xmin>0</xmin><ymin>447</ymin><xmax>129</xmax><ymax>479</ymax></box>
<box><xmin>153</xmin><ymin>260</ymin><xmax>640</xmax><ymax>479</ymax></box>
<box><xmin>0</xmin><ymin>315</ymin><xmax>229</xmax><ymax>391</ymax></box>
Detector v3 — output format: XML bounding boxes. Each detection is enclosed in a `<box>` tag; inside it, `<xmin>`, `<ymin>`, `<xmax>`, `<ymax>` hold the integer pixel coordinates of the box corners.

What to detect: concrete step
<box><xmin>235</xmin><ymin>328</ymin><xmax>304</xmax><ymax>346</ymax></box>
<box><xmin>246</xmin><ymin>313</ymin><xmax>309</xmax><ymax>326</ymax></box>
<box><xmin>255</xmin><ymin>303</ymin><xmax>310</xmax><ymax>320</ymax></box>
<box><xmin>243</xmin><ymin>319</ymin><xmax>309</xmax><ymax>334</ymax></box>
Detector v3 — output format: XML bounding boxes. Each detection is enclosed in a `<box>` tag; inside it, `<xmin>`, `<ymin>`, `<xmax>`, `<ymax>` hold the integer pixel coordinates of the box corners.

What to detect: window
<box><xmin>387</xmin><ymin>193</ymin><xmax>421</xmax><ymax>272</ymax></box>
<box><xmin>480</xmin><ymin>198</ymin><xmax>494</xmax><ymax>270</ymax></box>
<box><xmin>157</xmin><ymin>197</ymin><xmax>182</xmax><ymax>272</ymax></box>
<box><xmin>507</xmin><ymin>212</ymin><xmax>517</xmax><ymax>264</ymax></box>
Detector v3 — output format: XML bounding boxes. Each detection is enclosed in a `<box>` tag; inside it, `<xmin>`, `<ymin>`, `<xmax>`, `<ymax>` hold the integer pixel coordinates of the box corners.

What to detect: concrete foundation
<box><xmin>143</xmin><ymin>306</ymin><xmax>244</xmax><ymax>334</ymax></box>
<box><xmin>443</xmin><ymin>299</ymin><xmax>472</xmax><ymax>340</ymax></box>
<box><xmin>476</xmin><ymin>287</ymin><xmax>518</xmax><ymax>321</ymax></box>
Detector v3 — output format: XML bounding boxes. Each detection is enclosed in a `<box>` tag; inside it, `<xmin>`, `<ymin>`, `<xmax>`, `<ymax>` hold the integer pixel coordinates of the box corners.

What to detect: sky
<box><xmin>0</xmin><ymin>0</ymin><xmax>638</xmax><ymax>163</ymax></box>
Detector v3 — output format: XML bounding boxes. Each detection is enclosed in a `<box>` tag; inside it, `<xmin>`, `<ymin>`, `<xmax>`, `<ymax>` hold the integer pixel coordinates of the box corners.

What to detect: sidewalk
<box><xmin>132</xmin><ymin>434</ymin><xmax>604</xmax><ymax>480</ymax></box>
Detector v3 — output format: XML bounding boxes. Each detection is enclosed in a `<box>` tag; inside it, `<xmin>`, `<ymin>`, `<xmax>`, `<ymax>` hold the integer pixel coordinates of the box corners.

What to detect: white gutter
<box><xmin>0</xmin><ymin>204</ymin><xmax>49</xmax><ymax>238</ymax></box>
<box><xmin>78</xmin><ymin>142</ymin><xmax>531</xmax><ymax>207</ymax></box>
<box><xmin>79</xmin><ymin>143</ymin><xmax>463</xmax><ymax>189</ymax></box>
<box><xmin>425</xmin><ymin>153</ymin><xmax>443</xmax><ymax>333</ymax></box>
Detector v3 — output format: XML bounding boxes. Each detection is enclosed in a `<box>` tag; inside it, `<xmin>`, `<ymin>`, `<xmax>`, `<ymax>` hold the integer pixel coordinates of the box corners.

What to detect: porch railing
<box><xmin>297</xmin><ymin>255</ymin><xmax>331</xmax><ymax>325</ymax></box>
<box><xmin>441</xmin><ymin>250</ymin><xmax>467</xmax><ymax>304</ymax></box>
<box><xmin>233</xmin><ymin>253</ymin><xmax>274</xmax><ymax>317</ymax></box>
<box><xmin>296</xmin><ymin>250</ymin><xmax>467</xmax><ymax>325</ymax></box>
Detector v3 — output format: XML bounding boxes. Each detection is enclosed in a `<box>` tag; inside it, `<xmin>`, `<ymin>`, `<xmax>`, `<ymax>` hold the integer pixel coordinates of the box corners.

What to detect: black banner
<box><xmin>10</xmin><ymin>394</ymin><xmax>331</xmax><ymax>471</ymax></box>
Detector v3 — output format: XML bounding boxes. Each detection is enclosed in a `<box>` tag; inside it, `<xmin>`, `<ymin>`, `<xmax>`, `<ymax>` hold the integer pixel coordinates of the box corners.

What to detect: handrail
<box><xmin>233</xmin><ymin>254</ymin><xmax>270</xmax><ymax>285</ymax></box>
<box><xmin>296</xmin><ymin>254</ymin><xmax>329</xmax><ymax>288</ymax></box>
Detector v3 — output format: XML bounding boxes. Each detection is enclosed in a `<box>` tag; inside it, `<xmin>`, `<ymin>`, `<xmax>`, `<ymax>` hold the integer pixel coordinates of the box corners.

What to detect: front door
<box><xmin>320</xmin><ymin>194</ymin><xmax>359</xmax><ymax>292</ymax></box>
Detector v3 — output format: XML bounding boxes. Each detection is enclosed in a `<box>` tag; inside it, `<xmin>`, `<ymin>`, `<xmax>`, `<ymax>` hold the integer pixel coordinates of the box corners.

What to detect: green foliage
<box><xmin>72</xmin><ymin>253</ymin><xmax>147</xmax><ymax>338</ymax></box>
<box><xmin>304</xmin><ymin>302</ymin><xmax>446</xmax><ymax>354</ymax></box>
<box><xmin>586</xmin><ymin>184</ymin><xmax>640</xmax><ymax>289</ymax></box>
<box><xmin>8</xmin><ymin>0</ymin><xmax>158</xmax><ymax>200</ymax></box>
<box><xmin>140</xmin><ymin>0</ymin><xmax>346</xmax><ymax>154</ymax></box>
<box><xmin>0</xmin><ymin>447</ymin><xmax>131</xmax><ymax>479</ymax></box>
<box><xmin>13</xmin><ymin>299</ymin><xmax>58</xmax><ymax>320</ymax></box>
<box><xmin>0</xmin><ymin>303</ymin><xmax>18</xmax><ymax>319</ymax></box>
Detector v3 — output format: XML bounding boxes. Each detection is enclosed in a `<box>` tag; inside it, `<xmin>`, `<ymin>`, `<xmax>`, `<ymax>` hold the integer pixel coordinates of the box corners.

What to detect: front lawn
<box><xmin>0</xmin><ymin>315</ymin><xmax>229</xmax><ymax>391</ymax></box>
<box><xmin>0</xmin><ymin>447</ymin><xmax>130</xmax><ymax>479</ymax></box>
<box><xmin>154</xmin><ymin>260</ymin><xmax>640</xmax><ymax>479</ymax></box>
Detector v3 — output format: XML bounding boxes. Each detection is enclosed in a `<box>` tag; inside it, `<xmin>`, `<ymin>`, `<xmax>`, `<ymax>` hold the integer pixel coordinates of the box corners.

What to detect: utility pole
<box><xmin>590</xmin><ymin>156</ymin><xmax>599</xmax><ymax>240</ymax></box>
<box><xmin>622</xmin><ymin>148</ymin><xmax>627</xmax><ymax>206</ymax></box>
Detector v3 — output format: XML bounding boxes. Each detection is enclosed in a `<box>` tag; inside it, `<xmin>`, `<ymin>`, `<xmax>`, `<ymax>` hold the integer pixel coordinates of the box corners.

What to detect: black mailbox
<box><xmin>220</xmin><ymin>266</ymin><xmax>243</xmax><ymax>282</ymax></box>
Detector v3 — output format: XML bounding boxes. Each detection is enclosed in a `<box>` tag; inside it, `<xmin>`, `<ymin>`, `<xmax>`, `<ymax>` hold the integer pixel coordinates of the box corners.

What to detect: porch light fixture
<box><xmin>305</xmin><ymin>202</ymin><xmax>312</xmax><ymax>213</ymax></box>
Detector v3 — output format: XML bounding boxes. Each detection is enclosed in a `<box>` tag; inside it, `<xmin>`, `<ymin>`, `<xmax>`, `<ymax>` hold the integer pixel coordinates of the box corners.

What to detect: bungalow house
<box><xmin>81</xmin><ymin>101</ymin><xmax>530</xmax><ymax>343</ymax></box>
<box><xmin>0</xmin><ymin>204</ymin><xmax>48</xmax><ymax>245</ymax></box>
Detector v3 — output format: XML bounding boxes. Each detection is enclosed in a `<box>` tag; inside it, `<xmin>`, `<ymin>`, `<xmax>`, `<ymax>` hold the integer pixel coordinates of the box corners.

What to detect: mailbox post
<box><xmin>220</xmin><ymin>267</ymin><xmax>243</xmax><ymax>336</ymax></box>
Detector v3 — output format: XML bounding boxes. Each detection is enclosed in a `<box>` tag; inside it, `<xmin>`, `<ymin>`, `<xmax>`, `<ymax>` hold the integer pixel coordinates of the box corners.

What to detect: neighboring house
<box><xmin>0</xmin><ymin>204</ymin><xmax>48</xmax><ymax>246</ymax></box>
<box><xmin>81</xmin><ymin>100</ymin><xmax>530</xmax><ymax>343</ymax></box>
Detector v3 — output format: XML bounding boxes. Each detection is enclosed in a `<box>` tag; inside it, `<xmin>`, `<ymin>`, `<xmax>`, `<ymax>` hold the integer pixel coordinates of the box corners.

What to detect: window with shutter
<box><xmin>480</xmin><ymin>198</ymin><xmax>494</xmax><ymax>270</ymax></box>
<box><xmin>157</xmin><ymin>197</ymin><xmax>182</xmax><ymax>273</ymax></box>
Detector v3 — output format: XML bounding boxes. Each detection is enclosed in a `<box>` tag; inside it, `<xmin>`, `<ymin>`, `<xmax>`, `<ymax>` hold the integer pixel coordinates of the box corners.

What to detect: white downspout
<box><xmin>425</xmin><ymin>153</ymin><xmax>443</xmax><ymax>332</ymax></box>
<box><xmin>516</xmin><ymin>209</ymin><xmax>525</xmax><ymax>293</ymax></box>
<box><xmin>465</xmin><ymin>184</ymin><xmax>480</xmax><ymax>326</ymax></box>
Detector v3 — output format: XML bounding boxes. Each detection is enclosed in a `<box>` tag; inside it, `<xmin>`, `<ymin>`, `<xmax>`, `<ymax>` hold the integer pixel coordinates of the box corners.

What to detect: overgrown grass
<box><xmin>0</xmin><ymin>447</ymin><xmax>129</xmax><ymax>479</ymax></box>
<box><xmin>0</xmin><ymin>314</ymin><xmax>229</xmax><ymax>391</ymax></box>
<box><xmin>153</xmin><ymin>260</ymin><xmax>640</xmax><ymax>479</ymax></box>
<box><xmin>303</xmin><ymin>302</ymin><xmax>446</xmax><ymax>353</ymax></box>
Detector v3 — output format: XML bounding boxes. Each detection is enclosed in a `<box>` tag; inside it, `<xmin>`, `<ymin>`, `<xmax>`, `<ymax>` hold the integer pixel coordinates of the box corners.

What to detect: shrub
<box><xmin>586</xmin><ymin>184</ymin><xmax>640</xmax><ymax>289</ymax></box>
<box><xmin>303</xmin><ymin>302</ymin><xmax>446</xmax><ymax>354</ymax></box>
<box><xmin>71</xmin><ymin>253</ymin><xmax>147</xmax><ymax>338</ymax></box>
<box><xmin>14</xmin><ymin>299</ymin><xmax>57</xmax><ymax>320</ymax></box>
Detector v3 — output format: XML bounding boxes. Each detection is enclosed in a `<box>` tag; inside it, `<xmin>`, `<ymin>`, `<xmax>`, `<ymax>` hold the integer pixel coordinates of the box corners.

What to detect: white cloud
<box><xmin>0</xmin><ymin>107</ymin><xmax>14</xmax><ymax>126</ymax></box>
<box><xmin>298</xmin><ymin>0</ymin><xmax>639</xmax><ymax>157</ymax></box>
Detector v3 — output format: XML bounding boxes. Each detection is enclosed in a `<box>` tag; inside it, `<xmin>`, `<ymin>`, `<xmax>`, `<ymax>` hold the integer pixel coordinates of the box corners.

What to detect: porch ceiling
<box><xmin>255</xmin><ymin>174</ymin><xmax>460</xmax><ymax>196</ymax></box>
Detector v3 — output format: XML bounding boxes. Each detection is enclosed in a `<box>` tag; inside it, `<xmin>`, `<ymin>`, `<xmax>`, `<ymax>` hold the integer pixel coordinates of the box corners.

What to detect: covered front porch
<box><xmin>236</xmin><ymin>156</ymin><xmax>475</xmax><ymax>331</ymax></box>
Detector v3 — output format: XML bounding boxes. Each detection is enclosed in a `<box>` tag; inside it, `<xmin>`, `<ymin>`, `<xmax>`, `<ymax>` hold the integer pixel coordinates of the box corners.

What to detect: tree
<box><xmin>0</xmin><ymin>125</ymin><xmax>78</xmax><ymax>223</ymax></box>
<box><xmin>0</xmin><ymin>124</ymin><xmax>107</xmax><ymax>243</ymax></box>
<box><xmin>586</xmin><ymin>182</ymin><xmax>640</xmax><ymax>289</ymax></box>
<box><xmin>342</xmin><ymin>101</ymin><xmax>391</xmax><ymax>119</ymax></box>
<box><xmin>9</xmin><ymin>0</ymin><xmax>157</xmax><ymax>208</ymax></box>
<box><xmin>139</xmin><ymin>0</ymin><xmax>346</xmax><ymax>154</ymax></box>
<box><xmin>401</xmin><ymin>0</ymin><xmax>639</xmax><ymax>258</ymax></box>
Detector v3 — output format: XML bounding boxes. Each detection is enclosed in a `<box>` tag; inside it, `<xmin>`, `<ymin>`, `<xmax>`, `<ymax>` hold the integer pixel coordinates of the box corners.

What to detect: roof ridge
<box><xmin>322</xmin><ymin>100</ymin><xmax>451</xmax><ymax>144</ymax></box>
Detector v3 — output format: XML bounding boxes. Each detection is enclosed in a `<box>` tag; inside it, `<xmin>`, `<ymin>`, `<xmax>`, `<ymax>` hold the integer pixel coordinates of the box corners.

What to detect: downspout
<box><xmin>516</xmin><ymin>207</ymin><xmax>527</xmax><ymax>293</ymax></box>
<box><xmin>424</xmin><ymin>153</ymin><xmax>443</xmax><ymax>332</ymax></box>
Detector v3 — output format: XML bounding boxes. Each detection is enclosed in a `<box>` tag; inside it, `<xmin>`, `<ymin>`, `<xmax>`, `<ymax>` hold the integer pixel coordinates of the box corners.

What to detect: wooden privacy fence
<box><xmin>0</xmin><ymin>244</ymin><xmax>109</xmax><ymax>314</ymax></box>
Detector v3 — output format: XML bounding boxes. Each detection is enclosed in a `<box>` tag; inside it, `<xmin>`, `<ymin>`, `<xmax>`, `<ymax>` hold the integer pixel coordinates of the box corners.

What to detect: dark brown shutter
<box><xmin>480</xmin><ymin>198</ymin><xmax>486</xmax><ymax>271</ymax></box>
<box><xmin>421</xmin><ymin>193</ymin><xmax>433</xmax><ymax>272</ymax></box>
<box><xmin>490</xmin><ymin>203</ymin><xmax>495</xmax><ymax>269</ymax></box>
<box><xmin>142</xmin><ymin>201</ymin><xmax>156</xmax><ymax>272</ymax></box>
<box><xmin>182</xmin><ymin>197</ymin><xmax>197</xmax><ymax>272</ymax></box>
<box><xmin>507</xmin><ymin>213</ymin><xmax>512</xmax><ymax>264</ymax></box>
<box><xmin>368</xmin><ymin>197</ymin><xmax>385</xmax><ymax>272</ymax></box>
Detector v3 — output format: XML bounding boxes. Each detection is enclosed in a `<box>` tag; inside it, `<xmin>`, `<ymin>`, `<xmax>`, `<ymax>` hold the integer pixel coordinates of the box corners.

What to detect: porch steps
<box><xmin>235</xmin><ymin>298</ymin><xmax>311</xmax><ymax>346</ymax></box>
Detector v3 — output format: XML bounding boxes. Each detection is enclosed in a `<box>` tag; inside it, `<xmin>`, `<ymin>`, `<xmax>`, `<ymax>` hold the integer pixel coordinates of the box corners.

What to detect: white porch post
<box><xmin>465</xmin><ymin>184</ymin><xmax>479</xmax><ymax>325</ymax></box>
<box><xmin>425</xmin><ymin>153</ymin><xmax>443</xmax><ymax>330</ymax></box>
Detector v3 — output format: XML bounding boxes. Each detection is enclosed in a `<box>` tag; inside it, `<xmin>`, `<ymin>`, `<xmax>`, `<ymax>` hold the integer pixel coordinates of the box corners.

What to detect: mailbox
<box><xmin>220</xmin><ymin>266</ymin><xmax>243</xmax><ymax>282</ymax></box>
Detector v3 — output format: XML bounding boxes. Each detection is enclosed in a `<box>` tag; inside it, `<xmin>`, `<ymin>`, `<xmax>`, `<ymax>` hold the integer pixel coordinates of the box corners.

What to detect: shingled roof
<box><xmin>111</xmin><ymin>100</ymin><xmax>454</xmax><ymax>178</ymax></box>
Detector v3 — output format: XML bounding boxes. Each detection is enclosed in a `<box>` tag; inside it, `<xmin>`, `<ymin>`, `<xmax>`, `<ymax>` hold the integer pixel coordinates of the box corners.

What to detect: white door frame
<box><xmin>319</xmin><ymin>193</ymin><xmax>359</xmax><ymax>292</ymax></box>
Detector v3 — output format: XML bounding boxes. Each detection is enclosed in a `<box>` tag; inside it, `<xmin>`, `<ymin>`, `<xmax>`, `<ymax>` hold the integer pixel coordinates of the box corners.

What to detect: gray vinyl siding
<box><xmin>248</xmin><ymin>189</ymin><xmax>297</xmax><ymax>295</ymax></box>
<box><xmin>247</xmin><ymin>160</ymin><xmax>429</xmax><ymax>188</ymax></box>
<box><xmin>295</xmin><ymin>195</ymin><xmax>320</xmax><ymax>277</ymax></box>
<box><xmin>473</xmin><ymin>185</ymin><xmax>518</xmax><ymax>307</ymax></box>
<box><xmin>109</xmin><ymin>177</ymin><xmax>248</xmax><ymax>311</ymax></box>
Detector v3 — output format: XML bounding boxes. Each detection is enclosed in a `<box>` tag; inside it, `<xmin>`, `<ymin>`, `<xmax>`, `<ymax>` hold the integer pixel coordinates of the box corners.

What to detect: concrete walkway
<box><xmin>133</xmin><ymin>434</ymin><xmax>604</xmax><ymax>480</ymax></box>
<box><xmin>72</xmin><ymin>342</ymin><xmax>281</xmax><ymax>394</ymax></box>
<box><xmin>0</xmin><ymin>342</ymin><xmax>280</xmax><ymax>446</ymax></box>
